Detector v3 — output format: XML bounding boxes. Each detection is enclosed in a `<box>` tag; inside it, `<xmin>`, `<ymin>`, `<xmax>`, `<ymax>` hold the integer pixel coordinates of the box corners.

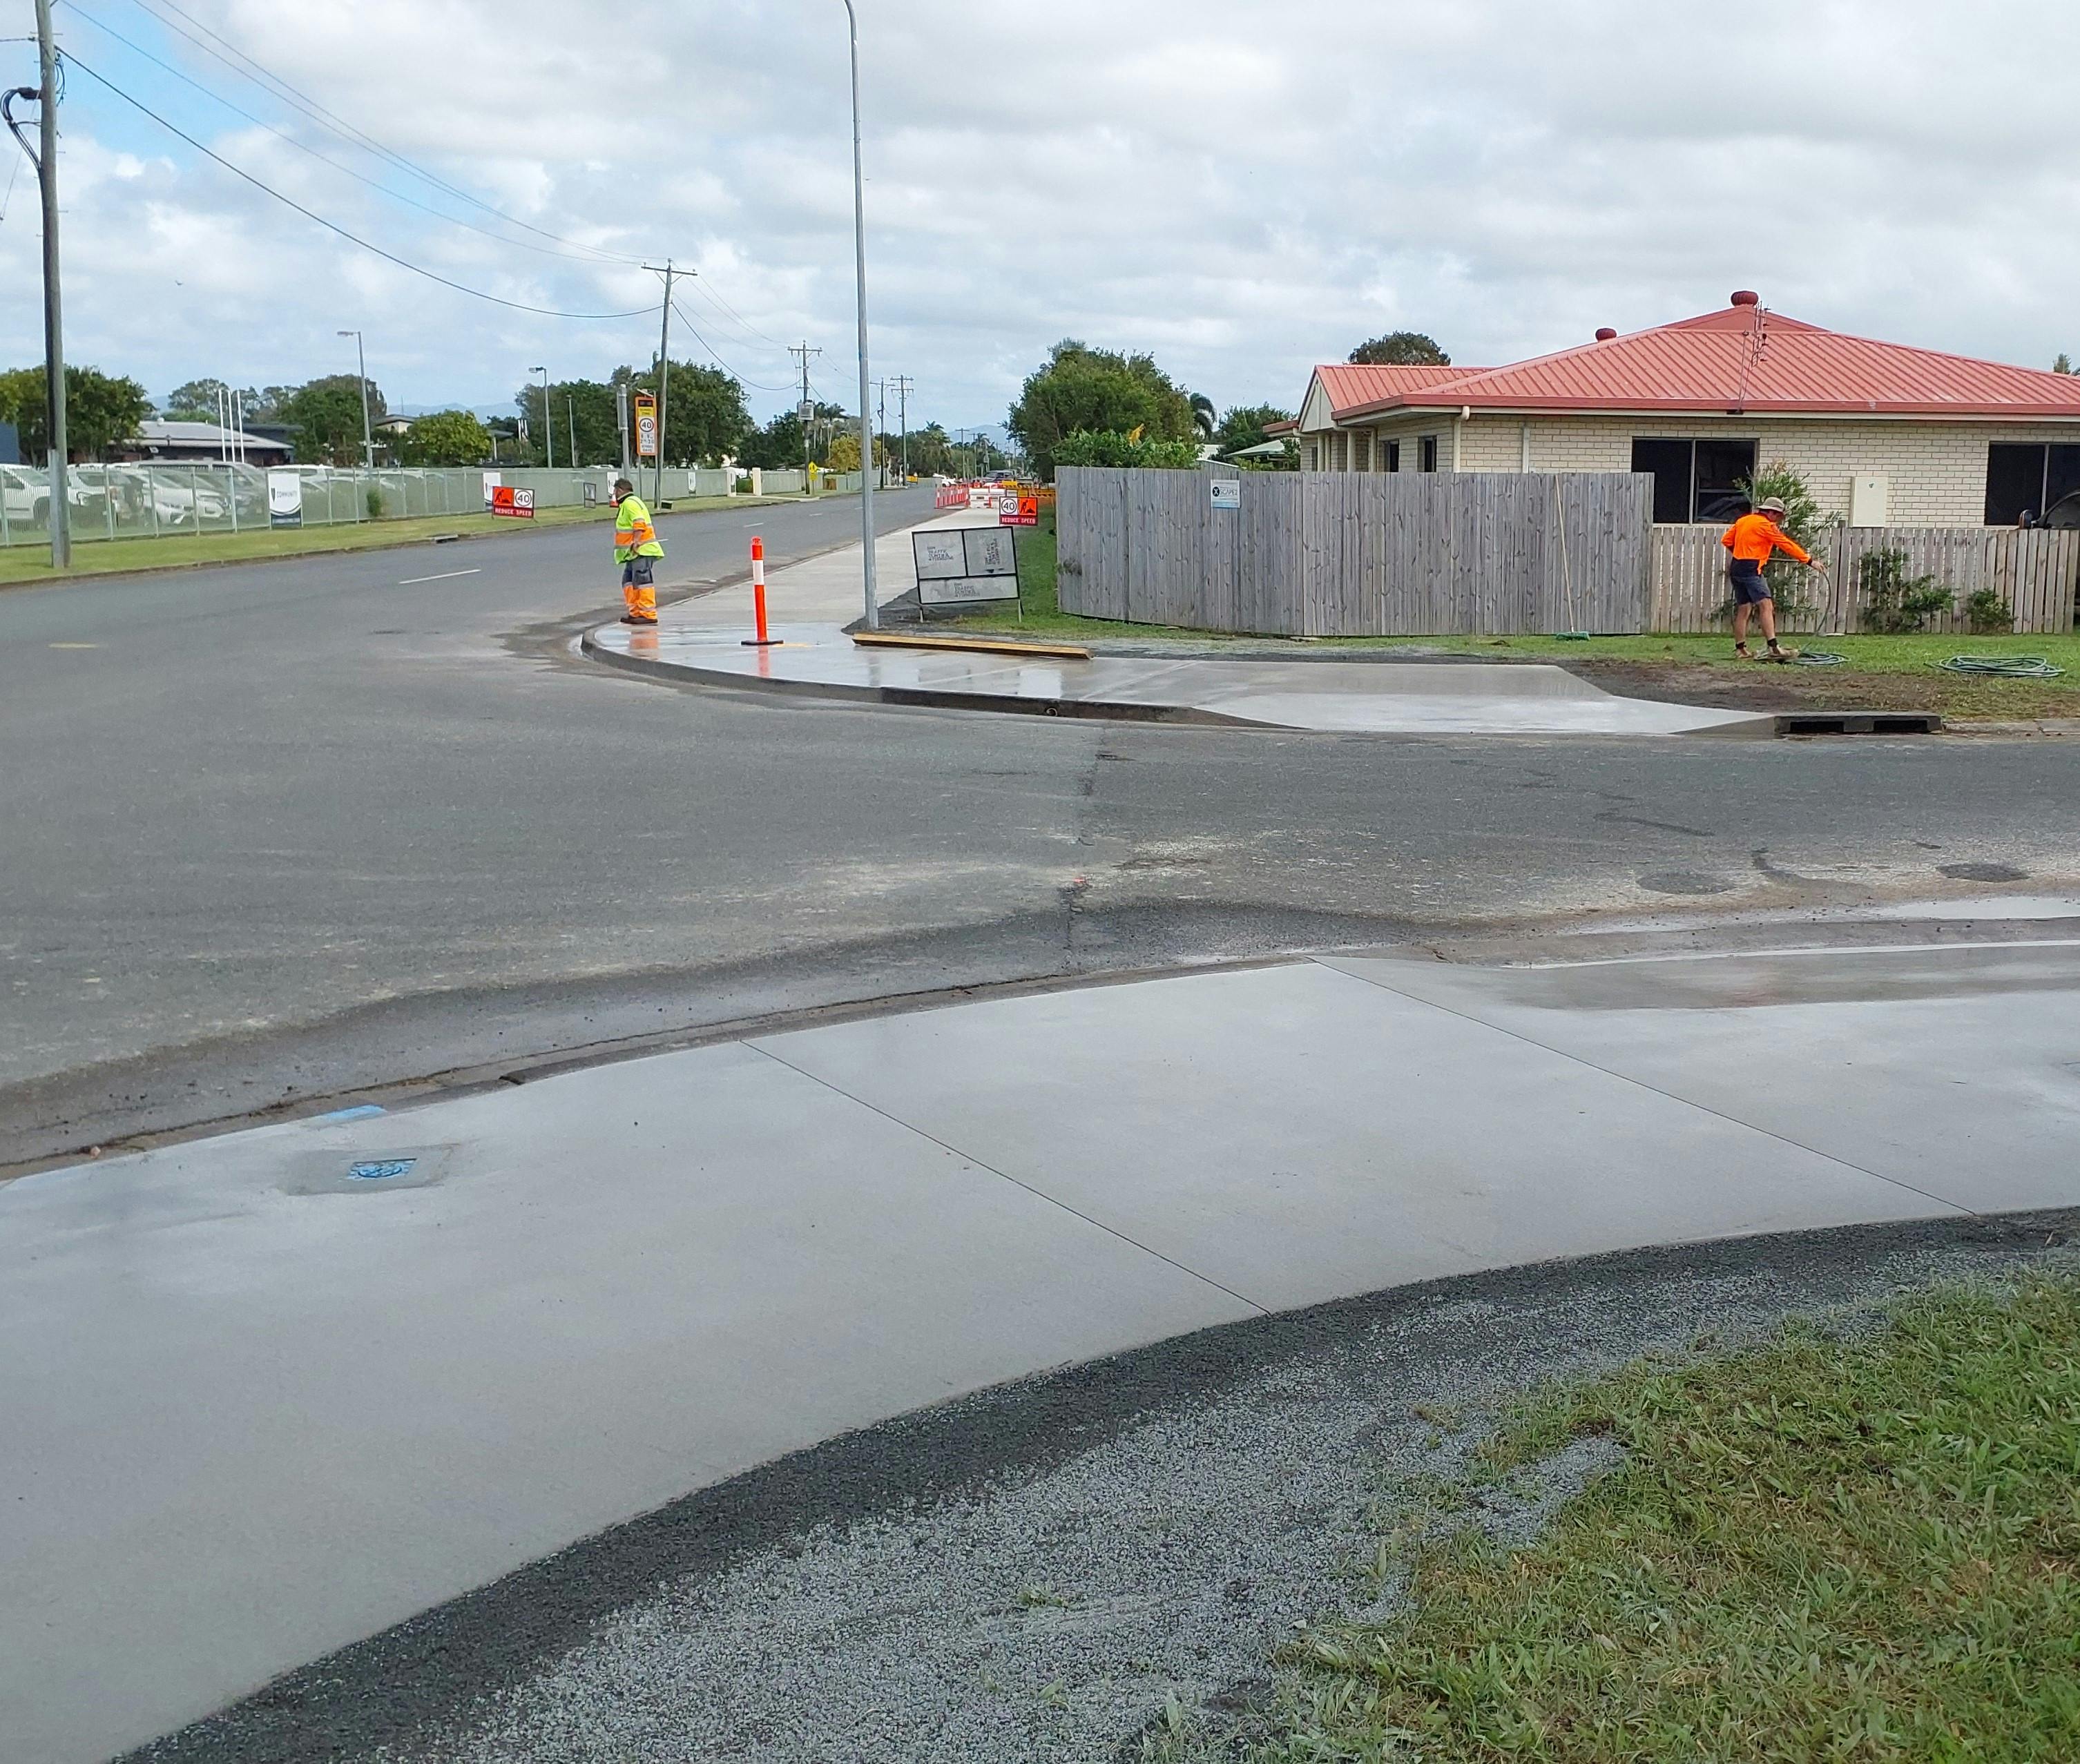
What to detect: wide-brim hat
<box><xmin>1758</xmin><ymin>496</ymin><xmax>1788</xmax><ymax>515</ymax></box>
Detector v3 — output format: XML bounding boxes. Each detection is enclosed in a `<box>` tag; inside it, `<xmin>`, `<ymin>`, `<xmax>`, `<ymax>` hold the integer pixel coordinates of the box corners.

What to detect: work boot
<box><xmin>1734</xmin><ymin>643</ymin><xmax>1752</xmax><ymax>661</ymax></box>
<box><xmin>1765</xmin><ymin>641</ymin><xmax>1797</xmax><ymax>663</ymax></box>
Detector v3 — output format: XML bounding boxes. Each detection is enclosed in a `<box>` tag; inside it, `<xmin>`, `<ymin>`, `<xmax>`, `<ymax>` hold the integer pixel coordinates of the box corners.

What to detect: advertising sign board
<box><xmin>267</xmin><ymin>469</ymin><xmax>304</xmax><ymax>528</ymax></box>
<box><xmin>913</xmin><ymin>525</ymin><xmax>1020</xmax><ymax>604</ymax></box>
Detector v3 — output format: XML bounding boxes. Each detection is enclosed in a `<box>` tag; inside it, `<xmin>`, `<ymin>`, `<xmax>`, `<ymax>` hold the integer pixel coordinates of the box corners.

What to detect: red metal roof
<box><xmin>1315</xmin><ymin>363</ymin><xmax>1481</xmax><ymax>417</ymax></box>
<box><xmin>1318</xmin><ymin>298</ymin><xmax>2080</xmax><ymax>422</ymax></box>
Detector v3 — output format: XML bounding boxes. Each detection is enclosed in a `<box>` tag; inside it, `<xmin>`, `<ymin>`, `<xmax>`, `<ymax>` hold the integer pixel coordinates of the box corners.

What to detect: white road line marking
<box><xmin>397</xmin><ymin>568</ymin><xmax>483</xmax><ymax>585</ymax></box>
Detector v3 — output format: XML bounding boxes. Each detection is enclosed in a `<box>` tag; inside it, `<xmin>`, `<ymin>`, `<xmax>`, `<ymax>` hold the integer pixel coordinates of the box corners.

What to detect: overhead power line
<box><xmin>125</xmin><ymin>0</ymin><xmax>644</xmax><ymax>267</ymax></box>
<box><xmin>57</xmin><ymin>0</ymin><xmax>626</xmax><ymax>265</ymax></box>
<box><xmin>64</xmin><ymin>50</ymin><xmax>659</xmax><ymax>320</ymax></box>
<box><xmin>668</xmin><ymin>298</ymin><xmax>793</xmax><ymax>393</ymax></box>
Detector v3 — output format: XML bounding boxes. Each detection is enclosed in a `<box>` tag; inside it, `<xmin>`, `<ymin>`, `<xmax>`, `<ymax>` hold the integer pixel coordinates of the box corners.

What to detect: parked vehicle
<box><xmin>2038</xmin><ymin>490</ymin><xmax>2080</xmax><ymax>530</ymax></box>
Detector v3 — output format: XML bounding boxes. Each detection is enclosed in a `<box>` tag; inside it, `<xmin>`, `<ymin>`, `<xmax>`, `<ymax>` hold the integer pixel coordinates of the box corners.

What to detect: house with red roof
<box><xmin>1294</xmin><ymin>292</ymin><xmax>2080</xmax><ymax>527</ymax></box>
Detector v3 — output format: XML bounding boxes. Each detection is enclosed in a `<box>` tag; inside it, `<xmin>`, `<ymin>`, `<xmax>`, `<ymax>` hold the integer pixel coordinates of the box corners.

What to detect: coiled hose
<box><xmin>1936</xmin><ymin>655</ymin><xmax>2065</xmax><ymax>678</ymax></box>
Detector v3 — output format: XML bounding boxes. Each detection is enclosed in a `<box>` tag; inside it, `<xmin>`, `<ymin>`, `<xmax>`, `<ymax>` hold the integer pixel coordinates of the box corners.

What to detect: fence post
<box><xmin>147</xmin><ymin>465</ymin><xmax>160</xmax><ymax>539</ymax></box>
<box><xmin>227</xmin><ymin>465</ymin><xmax>238</xmax><ymax>535</ymax></box>
<box><xmin>1</xmin><ymin>474</ymin><xmax>10</xmax><ymax>547</ymax></box>
<box><xmin>106</xmin><ymin>472</ymin><xmax>117</xmax><ymax>541</ymax></box>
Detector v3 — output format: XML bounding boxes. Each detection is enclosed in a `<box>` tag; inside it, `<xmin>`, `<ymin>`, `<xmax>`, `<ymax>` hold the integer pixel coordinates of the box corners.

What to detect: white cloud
<box><xmin>3</xmin><ymin>0</ymin><xmax>2077</xmax><ymax>431</ymax></box>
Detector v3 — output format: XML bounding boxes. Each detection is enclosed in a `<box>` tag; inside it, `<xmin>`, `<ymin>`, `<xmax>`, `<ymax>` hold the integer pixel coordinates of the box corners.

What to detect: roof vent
<box><xmin>1594</xmin><ymin>327</ymin><xmax>1618</xmax><ymax>342</ymax></box>
<box><xmin>1730</xmin><ymin>289</ymin><xmax>1760</xmax><ymax>307</ymax></box>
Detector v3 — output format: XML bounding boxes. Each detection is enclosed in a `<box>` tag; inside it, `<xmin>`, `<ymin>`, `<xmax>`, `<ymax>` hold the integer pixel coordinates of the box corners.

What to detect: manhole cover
<box><xmin>347</xmin><ymin>1158</ymin><xmax>418</xmax><ymax>1183</ymax></box>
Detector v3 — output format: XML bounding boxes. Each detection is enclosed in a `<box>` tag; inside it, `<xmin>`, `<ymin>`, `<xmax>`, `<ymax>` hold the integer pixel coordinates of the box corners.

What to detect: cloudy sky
<box><xmin>3</xmin><ymin>0</ymin><xmax>2077</xmax><ymax>432</ymax></box>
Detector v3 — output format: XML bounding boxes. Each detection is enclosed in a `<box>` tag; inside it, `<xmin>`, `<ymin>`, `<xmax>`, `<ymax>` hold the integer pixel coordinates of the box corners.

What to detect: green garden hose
<box><xmin>1936</xmin><ymin>655</ymin><xmax>2065</xmax><ymax>678</ymax></box>
<box><xmin>1791</xmin><ymin>650</ymin><xmax>1847</xmax><ymax>667</ymax></box>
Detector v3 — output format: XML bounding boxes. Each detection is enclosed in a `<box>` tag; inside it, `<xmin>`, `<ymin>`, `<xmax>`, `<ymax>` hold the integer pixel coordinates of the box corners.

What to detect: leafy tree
<box><xmin>515</xmin><ymin>378</ymin><xmax>621</xmax><ymax>467</ymax></box>
<box><xmin>397</xmin><ymin>409</ymin><xmax>492</xmax><ymax>467</ymax></box>
<box><xmin>737</xmin><ymin>401</ymin><xmax>847</xmax><ymax>471</ymax></box>
<box><xmin>1052</xmin><ymin>429</ymin><xmax>1204</xmax><ymax>470</ymax></box>
<box><xmin>164</xmin><ymin>377</ymin><xmax>231</xmax><ymax>420</ymax></box>
<box><xmin>901</xmin><ymin>422</ymin><xmax>955</xmax><ymax>478</ymax></box>
<box><xmin>1215</xmin><ymin>403</ymin><xmax>1294</xmax><ymax>456</ymax></box>
<box><xmin>1008</xmin><ymin>340</ymin><xmax>1197</xmax><ymax>481</ymax></box>
<box><xmin>0</xmin><ymin>364</ymin><xmax>151</xmax><ymax>459</ymax></box>
<box><xmin>605</xmin><ymin>361</ymin><xmax>753</xmax><ymax>466</ymax></box>
<box><xmin>826</xmin><ymin>430</ymin><xmax>890</xmax><ymax>474</ymax></box>
<box><xmin>278</xmin><ymin>373</ymin><xmax>386</xmax><ymax>464</ymax></box>
<box><xmin>1349</xmin><ymin>331</ymin><xmax>1450</xmax><ymax>367</ymax></box>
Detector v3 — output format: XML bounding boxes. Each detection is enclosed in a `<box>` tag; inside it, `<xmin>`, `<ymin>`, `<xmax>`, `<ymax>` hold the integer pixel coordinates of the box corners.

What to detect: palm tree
<box><xmin>1189</xmin><ymin>394</ymin><xmax>1216</xmax><ymax>442</ymax></box>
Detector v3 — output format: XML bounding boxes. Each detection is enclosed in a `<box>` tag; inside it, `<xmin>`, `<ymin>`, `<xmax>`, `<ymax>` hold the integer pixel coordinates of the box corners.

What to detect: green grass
<box><xmin>0</xmin><ymin>494</ymin><xmax>811</xmax><ymax>588</ymax></box>
<box><xmin>952</xmin><ymin>517</ymin><xmax>2080</xmax><ymax>718</ymax></box>
<box><xmin>1238</xmin><ymin>1274</ymin><xmax>2080</xmax><ymax>1763</ymax></box>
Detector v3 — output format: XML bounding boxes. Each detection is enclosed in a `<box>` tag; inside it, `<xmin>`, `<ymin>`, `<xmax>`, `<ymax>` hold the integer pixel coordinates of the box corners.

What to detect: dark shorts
<box><xmin>1727</xmin><ymin>561</ymin><xmax>1771</xmax><ymax>605</ymax></box>
<box><xmin>622</xmin><ymin>556</ymin><xmax>656</xmax><ymax>588</ymax></box>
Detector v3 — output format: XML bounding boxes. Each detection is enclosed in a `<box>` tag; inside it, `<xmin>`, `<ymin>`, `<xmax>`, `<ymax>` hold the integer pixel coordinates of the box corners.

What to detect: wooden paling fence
<box><xmin>1650</xmin><ymin>525</ymin><xmax>2079</xmax><ymax>635</ymax></box>
<box><xmin>1055</xmin><ymin>467</ymin><xmax>1655</xmax><ymax>636</ymax></box>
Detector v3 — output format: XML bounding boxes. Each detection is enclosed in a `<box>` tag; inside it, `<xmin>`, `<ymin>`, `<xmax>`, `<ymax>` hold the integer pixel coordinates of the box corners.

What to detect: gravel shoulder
<box><xmin>126</xmin><ymin>1210</ymin><xmax>2079</xmax><ymax>1764</ymax></box>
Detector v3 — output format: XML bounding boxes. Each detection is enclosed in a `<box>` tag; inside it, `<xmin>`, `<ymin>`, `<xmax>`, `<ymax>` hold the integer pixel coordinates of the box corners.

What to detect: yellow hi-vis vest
<box><xmin>614</xmin><ymin>494</ymin><xmax>665</xmax><ymax>561</ymax></box>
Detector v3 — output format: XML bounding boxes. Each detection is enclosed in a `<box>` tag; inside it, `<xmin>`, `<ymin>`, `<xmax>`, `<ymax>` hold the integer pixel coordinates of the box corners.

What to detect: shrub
<box><xmin>1965</xmin><ymin>587</ymin><xmax>2015</xmax><ymax>633</ymax></box>
<box><xmin>365</xmin><ymin>484</ymin><xmax>385</xmax><ymax>521</ymax></box>
<box><xmin>1050</xmin><ymin>429</ymin><xmax>1205</xmax><ymax>472</ymax></box>
<box><xmin>1860</xmin><ymin>548</ymin><xmax>1953</xmax><ymax>632</ymax></box>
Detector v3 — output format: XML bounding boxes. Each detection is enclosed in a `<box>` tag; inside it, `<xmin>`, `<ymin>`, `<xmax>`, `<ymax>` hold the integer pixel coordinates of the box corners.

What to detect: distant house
<box><xmin>1293</xmin><ymin>292</ymin><xmax>2080</xmax><ymax>526</ymax></box>
<box><xmin>119</xmin><ymin>420</ymin><xmax>294</xmax><ymax>465</ymax></box>
<box><xmin>373</xmin><ymin>416</ymin><xmax>414</xmax><ymax>438</ymax></box>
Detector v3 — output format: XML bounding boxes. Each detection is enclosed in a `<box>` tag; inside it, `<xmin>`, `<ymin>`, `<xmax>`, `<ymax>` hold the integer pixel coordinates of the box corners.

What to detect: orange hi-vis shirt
<box><xmin>1722</xmin><ymin>512</ymin><xmax>1811</xmax><ymax>567</ymax></box>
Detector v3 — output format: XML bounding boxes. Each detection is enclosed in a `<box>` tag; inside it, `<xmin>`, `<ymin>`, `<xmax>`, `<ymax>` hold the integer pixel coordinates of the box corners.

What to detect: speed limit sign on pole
<box><xmin>633</xmin><ymin>391</ymin><xmax>659</xmax><ymax>458</ymax></box>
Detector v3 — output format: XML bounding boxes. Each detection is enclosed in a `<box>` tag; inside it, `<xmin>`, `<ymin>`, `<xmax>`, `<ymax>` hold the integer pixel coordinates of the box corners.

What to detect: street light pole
<box><xmin>338</xmin><ymin>330</ymin><xmax>374</xmax><ymax>468</ymax></box>
<box><xmin>532</xmin><ymin>367</ymin><xmax>553</xmax><ymax>470</ymax></box>
<box><xmin>840</xmin><ymin>0</ymin><xmax>878</xmax><ymax>628</ymax></box>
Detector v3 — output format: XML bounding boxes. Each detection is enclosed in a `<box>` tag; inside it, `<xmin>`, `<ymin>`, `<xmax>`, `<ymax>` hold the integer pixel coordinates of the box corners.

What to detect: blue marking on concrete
<box><xmin>346</xmin><ymin>1159</ymin><xmax>417</xmax><ymax>1183</ymax></box>
<box><xmin>319</xmin><ymin>1105</ymin><xmax>387</xmax><ymax>1123</ymax></box>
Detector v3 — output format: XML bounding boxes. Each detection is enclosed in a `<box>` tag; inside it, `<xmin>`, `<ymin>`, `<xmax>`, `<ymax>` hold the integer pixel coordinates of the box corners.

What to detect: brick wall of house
<box><xmin>1369</xmin><ymin>413</ymin><xmax>2080</xmax><ymax>525</ymax></box>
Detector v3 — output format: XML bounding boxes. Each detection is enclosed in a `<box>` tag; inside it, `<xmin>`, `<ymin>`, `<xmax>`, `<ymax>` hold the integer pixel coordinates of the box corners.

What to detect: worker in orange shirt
<box><xmin>1721</xmin><ymin>496</ymin><xmax>1822</xmax><ymax>662</ymax></box>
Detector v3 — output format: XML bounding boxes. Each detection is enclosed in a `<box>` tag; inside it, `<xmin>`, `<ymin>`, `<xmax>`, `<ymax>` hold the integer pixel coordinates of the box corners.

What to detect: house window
<box><xmin>1986</xmin><ymin>442</ymin><xmax>2080</xmax><ymax>523</ymax></box>
<box><xmin>1385</xmin><ymin>440</ymin><xmax>1400</xmax><ymax>474</ymax></box>
<box><xmin>1631</xmin><ymin>437</ymin><xmax>1759</xmax><ymax>523</ymax></box>
<box><xmin>1303</xmin><ymin>440</ymin><xmax>1318</xmax><ymax>471</ymax></box>
<box><xmin>1418</xmin><ymin>435</ymin><xmax>1438</xmax><ymax>473</ymax></box>
<box><xmin>1354</xmin><ymin>432</ymin><xmax>1371</xmax><ymax>473</ymax></box>
<box><xmin>1331</xmin><ymin>433</ymin><xmax>1348</xmax><ymax>472</ymax></box>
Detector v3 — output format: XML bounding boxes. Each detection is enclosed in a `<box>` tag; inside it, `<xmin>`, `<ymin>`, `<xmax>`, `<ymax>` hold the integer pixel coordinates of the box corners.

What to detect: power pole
<box><xmin>890</xmin><ymin>374</ymin><xmax>913</xmax><ymax>485</ymax></box>
<box><xmin>788</xmin><ymin>342</ymin><xmax>822</xmax><ymax>486</ymax></box>
<box><xmin>644</xmin><ymin>260</ymin><xmax>676</xmax><ymax>501</ymax></box>
<box><xmin>6</xmin><ymin>0</ymin><xmax>70</xmax><ymax>565</ymax></box>
<box><xmin>617</xmin><ymin>381</ymin><xmax>630</xmax><ymax>475</ymax></box>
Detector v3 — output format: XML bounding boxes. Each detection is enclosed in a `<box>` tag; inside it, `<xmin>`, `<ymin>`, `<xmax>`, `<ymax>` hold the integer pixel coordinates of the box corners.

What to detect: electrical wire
<box><xmin>668</xmin><ymin>297</ymin><xmax>793</xmax><ymax>393</ymax></box>
<box><xmin>124</xmin><ymin>0</ymin><xmax>644</xmax><ymax>266</ymax></box>
<box><xmin>682</xmin><ymin>272</ymin><xmax>791</xmax><ymax>352</ymax></box>
<box><xmin>57</xmin><ymin>0</ymin><xmax>622</xmax><ymax>265</ymax></box>
<box><xmin>65</xmin><ymin>50</ymin><xmax>658</xmax><ymax>320</ymax></box>
<box><xmin>1936</xmin><ymin>654</ymin><xmax>2064</xmax><ymax>677</ymax></box>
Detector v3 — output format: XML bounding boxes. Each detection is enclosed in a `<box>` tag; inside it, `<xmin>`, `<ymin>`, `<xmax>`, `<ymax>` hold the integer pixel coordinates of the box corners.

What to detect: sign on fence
<box><xmin>914</xmin><ymin>525</ymin><xmax>1020</xmax><ymax>604</ymax></box>
<box><xmin>633</xmin><ymin>392</ymin><xmax>658</xmax><ymax>458</ymax></box>
<box><xmin>1209</xmin><ymin>478</ymin><xmax>1240</xmax><ymax>510</ymax></box>
<box><xmin>267</xmin><ymin>469</ymin><xmax>304</xmax><ymax>528</ymax></box>
<box><xmin>481</xmin><ymin>471</ymin><xmax>501</xmax><ymax>508</ymax></box>
<box><xmin>490</xmin><ymin>485</ymin><xmax>535</xmax><ymax>520</ymax></box>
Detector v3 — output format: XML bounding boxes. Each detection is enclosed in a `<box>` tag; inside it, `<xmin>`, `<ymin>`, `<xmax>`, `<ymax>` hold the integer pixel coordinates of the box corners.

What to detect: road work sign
<box><xmin>633</xmin><ymin>392</ymin><xmax>659</xmax><ymax>458</ymax></box>
<box><xmin>999</xmin><ymin>490</ymin><xmax>1039</xmax><ymax>527</ymax></box>
<box><xmin>490</xmin><ymin>485</ymin><xmax>535</xmax><ymax>520</ymax></box>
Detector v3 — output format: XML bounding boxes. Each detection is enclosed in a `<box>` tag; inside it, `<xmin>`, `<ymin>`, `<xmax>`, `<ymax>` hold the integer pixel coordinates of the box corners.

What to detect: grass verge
<box><xmin>951</xmin><ymin>516</ymin><xmax>2079</xmax><ymax>720</ymax></box>
<box><xmin>1206</xmin><ymin>1274</ymin><xmax>2080</xmax><ymax>1762</ymax></box>
<box><xmin>0</xmin><ymin>494</ymin><xmax>816</xmax><ymax>588</ymax></box>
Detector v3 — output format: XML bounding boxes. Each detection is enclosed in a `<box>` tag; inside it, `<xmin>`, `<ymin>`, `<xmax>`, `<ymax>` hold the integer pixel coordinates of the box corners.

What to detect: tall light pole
<box><xmin>338</xmin><ymin>330</ymin><xmax>374</xmax><ymax>468</ymax></box>
<box><xmin>6</xmin><ymin>0</ymin><xmax>70</xmax><ymax>565</ymax></box>
<box><xmin>840</xmin><ymin>0</ymin><xmax>878</xmax><ymax>628</ymax></box>
<box><xmin>531</xmin><ymin>367</ymin><xmax>554</xmax><ymax>469</ymax></box>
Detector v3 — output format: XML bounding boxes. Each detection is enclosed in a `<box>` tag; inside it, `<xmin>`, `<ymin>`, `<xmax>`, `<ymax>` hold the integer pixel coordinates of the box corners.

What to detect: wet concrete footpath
<box><xmin>585</xmin><ymin>510</ymin><xmax>1776</xmax><ymax>737</ymax></box>
<box><xmin>5</xmin><ymin>920</ymin><xmax>2079</xmax><ymax>1761</ymax></box>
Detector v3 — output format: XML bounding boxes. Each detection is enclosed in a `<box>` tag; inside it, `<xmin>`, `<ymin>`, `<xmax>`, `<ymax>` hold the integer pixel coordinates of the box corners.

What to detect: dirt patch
<box><xmin>1568</xmin><ymin>659</ymin><xmax>2077</xmax><ymax>723</ymax></box>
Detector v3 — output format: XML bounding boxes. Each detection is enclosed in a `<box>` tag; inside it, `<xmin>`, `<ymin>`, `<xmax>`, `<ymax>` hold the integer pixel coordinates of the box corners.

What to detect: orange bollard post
<box><xmin>743</xmin><ymin>535</ymin><xmax>779</xmax><ymax>648</ymax></box>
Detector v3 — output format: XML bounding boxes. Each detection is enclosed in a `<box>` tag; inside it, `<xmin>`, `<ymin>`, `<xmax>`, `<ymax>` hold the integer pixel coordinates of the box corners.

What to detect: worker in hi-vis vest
<box><xmin>612</xmin><ymin>477</ymin><xmax>665</xmax><ymax>625</ymax></box>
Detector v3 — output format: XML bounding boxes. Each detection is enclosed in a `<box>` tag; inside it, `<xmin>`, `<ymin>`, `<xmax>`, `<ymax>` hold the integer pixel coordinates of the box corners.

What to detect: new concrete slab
<box><xmin>587</xmin><ymin>619</ymin><xmax>1778</xmax><ymax>737</ymax></box>
<box><xmin>1319</xmin><ymin>939</ymin><xmax>2080</xmax><ymax>1214</ymax></box>
<box><xmin>0</xmin><ymin>1044</ymin><xmax>1250</xmax><ymax>1764</ymax></box>
<box><xmin>753</xmin><ymin>962</ymin><xmax>1952</xmax><ymax>1310</ymax></box>
<box><xmin>6</xmin><ymin>939</ymin><xmax>2076</xmax><ymax>1761</ymax></box>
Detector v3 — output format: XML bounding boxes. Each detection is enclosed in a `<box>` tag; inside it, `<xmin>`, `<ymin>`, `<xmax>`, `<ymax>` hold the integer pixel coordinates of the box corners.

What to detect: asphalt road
<box><xmin>5</xmin><ymin>488</ymin><xmax>2078</xmax><ymax>1167</ymax></box>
